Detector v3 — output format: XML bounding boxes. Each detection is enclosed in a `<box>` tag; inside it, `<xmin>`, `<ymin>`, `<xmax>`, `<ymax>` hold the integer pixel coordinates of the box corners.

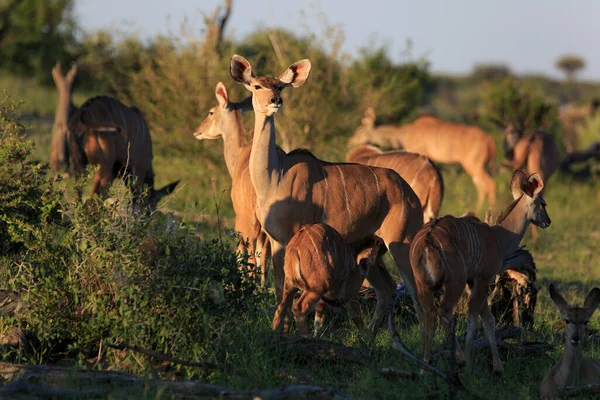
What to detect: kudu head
<box><xmin>354</xmin><ymin>236</ymin><xmax>384</xmax><ymax>278</ymax></box>
<box><xmin>510</xmin><ymin>170</ymin><xmax>550</xmax><ymax>228</ymax></box>
<box><xmin>193</xmin><ymin>82</ymin><xmax>252</xmax><ymax>141</ymax></box>
<box><xmin>146</xmin><ymin>181</ymin><xmax>180</xmax><ymax>212</ymax></box>
<box><xmin>549</xmin><ymin>283</ymin><xmax>600</xmax><ymax>349</ymax></box>
<box><xmin>230</xmin><ymin>55</ymin><xmax>311</xmax><ymax>116</ymax></box>
<box><xmin>502</xmin><ymin>122</ymin><xmax>524</xmax><ymax>159</ymax></box>
<box><xmin>348</xmin><ymin>107</ymin><xmax>377</xmax><ymax>147</ymax></box>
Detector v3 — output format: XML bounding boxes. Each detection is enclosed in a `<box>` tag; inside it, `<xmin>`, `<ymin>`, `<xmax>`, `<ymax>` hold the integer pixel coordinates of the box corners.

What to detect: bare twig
<box><xmin>105</xmin><ymin>342</ymin><xmax>217</xmax><ymax>369</ymax></box>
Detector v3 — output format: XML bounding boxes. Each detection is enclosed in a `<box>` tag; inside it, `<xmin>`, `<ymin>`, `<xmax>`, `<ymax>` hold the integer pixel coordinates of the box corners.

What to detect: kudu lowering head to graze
<box><xmin>50</xmin><ymin>62</ymin><xmax>78</xmax><ymax>174</ymax></box>
<box><xmin>273</xmin><ymin>223</ymin><xmax>383</xmax><ymax>337</ymax></box>
<box><xmin>229</xmin><ymin>55</ymin><xmax>422</xmax><ymax>337</ymax></box>
<box><xmin>410</xmin><ymin>170</ymin><xmax>550</xmax><ymax>375</ymax></box>
<box><xmin>540</xmin><ymin>284</ymin><xmax>600</xmax><ymax>399</ymax></box>
<box><xmin>193</xmin><ymin>83</ymin><xmax>270</xmax><ymax>284</ymax></box>
<box><xmin>349</xmin><ymin>108</ymin><xmax>496</xmax><ymax>212</ymax></box>
<box><xmin>346</xmin><ymin>145</ymin><xmax>444</xmax><ymax>223</ymax></box>
<box><xmin>68</xmin><ymin>96</ymin><xmax>179</xmax><ymax>211</ymax></box>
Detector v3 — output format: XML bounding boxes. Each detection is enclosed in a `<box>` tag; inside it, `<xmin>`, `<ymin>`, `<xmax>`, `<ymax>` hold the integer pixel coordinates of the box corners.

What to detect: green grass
<box><xmin>9</xmin><ymin>77</ymin><xmax>600</xmax><ymax>399</ymax></box>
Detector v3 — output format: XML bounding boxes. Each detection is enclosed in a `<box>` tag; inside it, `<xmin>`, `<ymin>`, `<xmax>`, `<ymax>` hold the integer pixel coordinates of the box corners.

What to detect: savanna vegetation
<box><xmin>1</xmin><ymin>0</ymin><xmax>600</xmax><ymax>398</ymax></box>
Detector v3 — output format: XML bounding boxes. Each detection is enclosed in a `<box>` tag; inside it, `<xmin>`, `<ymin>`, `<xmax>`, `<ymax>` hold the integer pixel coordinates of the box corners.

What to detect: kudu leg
<box><xmin>471</xmin><ymin>171</ymin><xmax>496</xmax><ymax>212</ymax></box>
<box><xmin>464</xmin><ymin>282</ymin><xmax>489</xmax><ymax>369</ymax></box>
<box><xmin>293</xmin><ymin>291</ymin><xmax>322</xmax><ymax>337</ymax></box>
<box><xmin>417</xmin><ymin>287</ymin><xmax>437</xmax><ymax>366</ymax></box>
<box><xmin>272</xmin><ymin>280</ymin><xmax>297</xmax><ymax>334</ymax></box>
<box><xmin>437</xmin><ymin>286</ymin><xmax>466</xmax><ymax>364</ymax></box>
<box><xmin>365</xmin><ymin>255</ymin><xmax>396</xmax><ymax>332</ymax></box>
<box><xmin>345</xmin><ymin>297</ymin><xmax>368</xmax><ymax>337</ymax></box>
<box><xmin>480</xmin><ymin>304</ymin><xmax>504</xmax><ymax>375</ymax></box>
<box><xmin>388</xmin><ymin>241</ymin><xmax>418</xmax><ymax>317</ymax></box>
<box><xmin>314</xmin><ymin>300</ymin><xmax>327</xmax><ymax>337</ymax></box>
<box><xmin>270</xmin><ymin>240</ymin><xmax>286</xmax><ymax>303</ymax></box>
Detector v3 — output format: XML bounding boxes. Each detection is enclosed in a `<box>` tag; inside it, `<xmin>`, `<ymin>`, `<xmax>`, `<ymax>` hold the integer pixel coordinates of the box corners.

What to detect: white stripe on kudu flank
<box><xmin>335</xmin><ymin>165</ymin><xmax>352</xmax><ymax>219</ymax></box>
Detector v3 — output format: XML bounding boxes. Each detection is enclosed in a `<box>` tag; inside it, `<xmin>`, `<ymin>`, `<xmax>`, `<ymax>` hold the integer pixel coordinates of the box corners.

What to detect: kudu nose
<box><xmin>270</xmin><ymin>97</ymin><xmax>282</xmax><ymax>105</ymax></box>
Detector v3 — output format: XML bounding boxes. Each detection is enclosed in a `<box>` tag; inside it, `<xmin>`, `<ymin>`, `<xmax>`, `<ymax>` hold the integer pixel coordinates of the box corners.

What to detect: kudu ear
<box><xmin>66</xmin><ymin>63</ymin><xmax>78</xmax><ymax>82</ymax></box>
<box><xmin>549</xmin><ymin>283</ymin><xmax>570</xmax><ymax>316</ymax></box>
<box><xmin>358</xmin><ymin>258</ymin><xmax>370</xmax><ymax>278</ymax></box>
<box><xmin>215</xmin><ymin>82</ymin><xmax>229</xmax><ymax>109</ymax></box>
<box><xmin>278</xmin><ymin>59</ymin><xmax>312</xmax><ymax>88</ymax></box>
<box><xmin>583</xmin><ymin>287</ymin><xmax>600</xmax><ymax>318</ymax></box>
<box><xmin>151</xmin><ymin>180</ymin><xmax>180</xmax><ymax>204</ymax></box>
<box><xmin>230</xmin><ymin>55</ymin><xmax>254</xmax><ymax>85</ymax></box>
<box><xmin>523</xmin><ymin>173</ymin><xmax>544</xmax><ymax>198</ymax></box>
<box><xmin>510</xmin><ymin>169</ymin><xmax>528</xmax><ymax>199</ymax></box>
<box><xmin>362</xmin><ymin>107</ymin><xmax>376</xmax><ymax>127</ymax></box>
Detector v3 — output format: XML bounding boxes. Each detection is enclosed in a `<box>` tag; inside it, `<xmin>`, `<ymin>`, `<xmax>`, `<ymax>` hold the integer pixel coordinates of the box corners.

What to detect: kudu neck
<box><xmin>221</xmin><ymin>107</ymin><xmax>246</xmax><ymax>178</ymax></box>
<box><xmin>371</xmin><ymin>125</ymin><xmax>406</xmax><ymax>148</ymax></box>
<box><xmin>492</xmin><ymin>196</ymin><xmax>530</xmax><ymax>255</ymax></box>
<box><xmin>249</xmin><ymin>110</ymin><xmax>280</xmax><ymax>199</ymax></box>
<box><xmin>558</xmin><ymin>343</ymin><xmax>583</xmax><ymax>386</ymax></box>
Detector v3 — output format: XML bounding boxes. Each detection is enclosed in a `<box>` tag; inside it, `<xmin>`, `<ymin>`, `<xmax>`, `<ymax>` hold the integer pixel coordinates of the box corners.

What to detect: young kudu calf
<box><xmin>540</xmin><ymin>284</ymin><xmax>600</xmax><ymax>399</ymax></box>
<box><xmin>346</xmin><ymin>145</ymin><xmax>444</xmax><ymax>223</ymax></box>
<box><xmin>273</xmin><ymin>223</ymin><xmax>382</xmax><ymax>337</ymax></box>
<box><xmin>349</xmin><ymin>108</ymin><xmax>497</xmax><ymax>212</ymax></box>
<box><xmin>68</xmin><ymin>96</ymin><xmax>179</xmax><ymax>210</ymax></box>
<box><xmin>230</xmin><ymin>55</ymin><xmax>421</xmax><ymax>334</ymax></box>
<box><xmin>50</xmin><ymin>62</ymin><xmax>78</xmax><ymax>174</ymax></box>
<box><xmin>501</xmin><ymin>124</ymin><xmax>560</xmax><ymax>242</ymax></box>
<box><xmin>193</xmin><ymin>83</ymin><xmax>271</xmax><ymax>284</ymax></box>
<box><xmin>410</xmin><ymin>170</ymin><xmax>551</xmax><ymax>375</ymax></box>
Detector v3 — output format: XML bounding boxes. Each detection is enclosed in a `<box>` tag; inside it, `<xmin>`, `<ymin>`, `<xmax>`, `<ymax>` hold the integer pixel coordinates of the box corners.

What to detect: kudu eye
<box><xmin>254</xmin><ymin>85</ymin><xmax>262</xmax><ymax>90</ymax></box>
<box><xmin>208</xmin><ymin>110</ymin><xmax>214</xmax><ymax>116</ymax></box>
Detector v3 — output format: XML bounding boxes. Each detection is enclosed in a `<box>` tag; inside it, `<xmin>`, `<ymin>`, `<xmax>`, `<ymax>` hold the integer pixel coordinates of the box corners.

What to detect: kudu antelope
<box><xmin>409</xmin><ymin>170</ymin><xmax>551</xmax><ymax>375</ymax></box>
<box><xmin>349</xmin><ymin>108</ymin><xmax>497</xmax><ymax>212</ymax></box>
<box><xmin>346</xmin><ymin>145</ymin><xmax>444</xmax><ymax>223</ymax></box>
<box><xmin>273</xmin><ymin>223</ymin><xmax>382</xmax><ymax>337</ymax></box>
<box><xmin>501</xmin><ymin>124</ymin><xmax>560</xmax><ymax>242</ymax></box>
<box><xmin>193</xmin><ymin>83</ymin><xmax>270</xmax><ymax>284</ymax></box>
<box><xmin>67</xmin><ymin>96</ymin><xmax>179</xmax><ymax>210</ymax></box>
<box><xmin>540</xmin><ymin>284</ymin><xmax>600</xmax><ymax>399</ymax></box>
<box><xmin>50</xmin><ymin>62</ymin><xmax>78</xmax><ymax>174</ymax></box>
<box><xmin>558</xmin><ymin>100</ymin><xmax>600</xmax><ymax>152</ymax></box>
<box><xmin>230</xmin><ymin>55</ymin><xmax>422</xmax><ymax>333</ymax></box>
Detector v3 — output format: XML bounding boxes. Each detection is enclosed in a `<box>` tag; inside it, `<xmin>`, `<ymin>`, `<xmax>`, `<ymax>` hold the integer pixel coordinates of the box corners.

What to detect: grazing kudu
<box><xmin>67</xmin><ymin>96</ymin><xmax>179</xmax><ymax>210</ymax></box>
<box><xmin>229</xmin><ymin>55</ymin><xmax>422</xmax><ymax>334</ymax></box>
<box><xmin>346</xmin><ymin>145</ymin><xmax>444</xmax><ymax>223</ymax></box>
<box><xmin>349</xmin><ymin>108</ymin><xmax>497</xmax><ymax>212</ymax></box>
<box><xmin>501</xmin><ymin>124</ymin><xmax>560</xmax><ymax>242</ymax></box>
<box><xmin>410</xmin><ymin>170</ymin><xmax>550</xmax><ymax>375</ymax></box>
<box><xmin>50</xmin><ymin>62</ymin><xmax>78</xmax><ymax>174</ymax></box>
<box><xmin>273</xmin><ymin>223</ymin><xmax>382</xmax><ymax>337</ymax></box>
<box><xmin>193</xmin><ymin>83</ymin><xmax>270</xmax><ymax>284</ymax></box>
<box><xmin>558</xmin><ymin>100</ymin><xmax>600</xmax><ymax>152</ymax></box>
<box><xmin>540</xmin><ymin>284</ymin><xmax>600</xmax><ymax>399</ymax></box>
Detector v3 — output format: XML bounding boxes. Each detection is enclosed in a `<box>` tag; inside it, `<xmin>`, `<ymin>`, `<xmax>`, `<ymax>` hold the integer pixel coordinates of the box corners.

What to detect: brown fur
<box><xmin>230</xmin><ymin>55</ymin><xmax>418</xmax><ymax>332</ymax></box>
<box><xmin>410</xmin><ymin>170</ymin><xmax>550</xmax><ymax>375</ymax></box>
<box><xmin>272</xmin><ymin>223</ymin><xmax>382</xmax><ymax>337</ymax></box>
<box><xmin>50</xmin><ymin>62</ymin><xmax>78</xmax><ymax>173</ymax></box>
<box><xmin>346</xmin><ymin>145</ymin><xmax>444</xmax><ymax>223</ymax></box>
<box><xmin>349</xmin><ymin>110</ymin><xmax>496</xmax><ymax>211</ymax></box>
<box><xmin>540</xmin><ymin>284</ymin><xmax>600</xmax><ymax>399</ymax></box>
<box><xmin>68</xmin><ymin>96</ymin><xmax>178</xmax><ymax>209</ymax></box>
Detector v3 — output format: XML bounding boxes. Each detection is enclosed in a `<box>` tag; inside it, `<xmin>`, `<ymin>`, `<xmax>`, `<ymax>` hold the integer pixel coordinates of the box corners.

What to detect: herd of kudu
<box><xmin>50</xmin><ymin>55</ymin><xmax>599</xmax><ymax>397</ymax></box>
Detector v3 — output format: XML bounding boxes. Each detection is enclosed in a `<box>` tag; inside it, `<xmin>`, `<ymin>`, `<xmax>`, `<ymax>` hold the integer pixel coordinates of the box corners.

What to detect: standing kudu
<box><xmin>346</xmin><ymin>145</ymin><xmax>444</xmax><ymax>223</ymax></box>
<box><xmin>193</xmin><ymin>83</ymin><xmax>271</xmax><ymax>284</ymax></box>
<box><xmin>410</xmin><ymin>170</ymin><xmax>550</xmax><ymax>375</ymax></box>
<box><xmin>229</xmin><ymin>55</ymin><xmax>422</xmax><ymax>335</ymax></box>
<box><xmin>501</xmin><ymin>124</ymin><xmax>560</xmax><ymax>242</ymax></box>
<box><xmin>50</xmin><ymin>62</ymin><xmax>78</xmax><ymax>174</ymax></box>
<box><xmin>273</xmin><ymin>223</ymin><xmax>383</xmax><ymax>337</ymax></box>
<box><xmin>67</xmin><ymin>96</ymin><xmax>179</xmax><ymax>210</ymax></box>
<box><xmin>349</xmin><ymin>108</ymin><xmax>497</xmax><ymax>212</ymax></box>
<box><xmin>540</xmin><ymin>284</ymin><xmax>600</xmax><ymax>399</ymax></box>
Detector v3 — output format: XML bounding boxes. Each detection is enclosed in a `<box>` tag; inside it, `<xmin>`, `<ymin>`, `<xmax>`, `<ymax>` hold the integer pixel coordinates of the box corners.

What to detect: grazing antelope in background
<box><xmin>67</xmin><ymin>96</ymin><xmax>179</xmax><ymax>210</ymax></box>
<box><xmin>230</xmin><ymin>55</ymin><xmax>421</xmax><ymax>334</ymax></box>
<box><xmin>272</xmin><ymin>223</ymin><xmax>382</xmax><ymax>337</ymax></box>
<box><xmin>346</xmin><ymin>145</ymin><xmax>444</xmax><ymax>223</ymax></box>
<box><xmin>349</xmin><ymin>108</ymin><xmax>497</xmax><ymax>212</ymax></box>
<box><xmin>540</xmin><ymin>284</ymin><xmax>600</xmax><ymax>399</ymax></box>
<box><xmin>410</xmin><ymin>170</ymin><xmax>550</xmax><ymax>375</ymax></box>
<box><xmin>558</xmin><ymin>99</ymin><xmax>600</xmax><ymax>152</ymax></box>
<box><xmin>50</xmin><ymin>62</ymin><xmax>78</xmax><ymax>174</ymax></box>
<box><xmin>500</xmin><ymin>123</ymin><xmax>560</xmax><ymax>242</ymax></box>
<box><xmin>194</xmin><ymin>82</ymin><xmax>271</xmax><ymax>284</ymax></box>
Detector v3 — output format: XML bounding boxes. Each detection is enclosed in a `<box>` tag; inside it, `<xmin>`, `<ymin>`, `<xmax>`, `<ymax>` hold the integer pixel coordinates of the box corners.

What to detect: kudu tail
<box><xmin>418</xmin><ymin>228</ymin><xmax>447</xmax><ymax>292</ymax></box>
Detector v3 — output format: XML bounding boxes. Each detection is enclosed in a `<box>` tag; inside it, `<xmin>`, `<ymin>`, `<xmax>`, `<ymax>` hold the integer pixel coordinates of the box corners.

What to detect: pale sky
<box><xmin>75</xmin><ymin>0</ymin><xmax>600</xmax><ymax>80</ymax></box>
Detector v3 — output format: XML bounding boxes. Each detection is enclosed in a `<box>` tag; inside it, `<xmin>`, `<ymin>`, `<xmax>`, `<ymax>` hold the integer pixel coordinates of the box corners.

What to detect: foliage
<box><xmin>555</xmin><ymin>54</ymin><xmax>586</xmax><ymax>81</ymax></box>
<box><xmin>481</xmin><ymin>77</ymin><xmax>558</xmax><ymax>134</ymax></box>
<box><xmin>471</xmin><ymin>63</ymin><xmax>512</xmax><ymax>82</ymax></box>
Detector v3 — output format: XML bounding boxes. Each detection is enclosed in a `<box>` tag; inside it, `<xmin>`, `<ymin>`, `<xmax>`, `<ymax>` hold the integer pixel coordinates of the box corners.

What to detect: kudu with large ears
<box><xmin>229</xmin><ymin>54</ymin><xmax>430</xmax><ymax>376</ymax></box>
<box><xmin>540</xmin><ymin>284</ymin><xmax>600</xmax><ymax>399</ymax></box>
